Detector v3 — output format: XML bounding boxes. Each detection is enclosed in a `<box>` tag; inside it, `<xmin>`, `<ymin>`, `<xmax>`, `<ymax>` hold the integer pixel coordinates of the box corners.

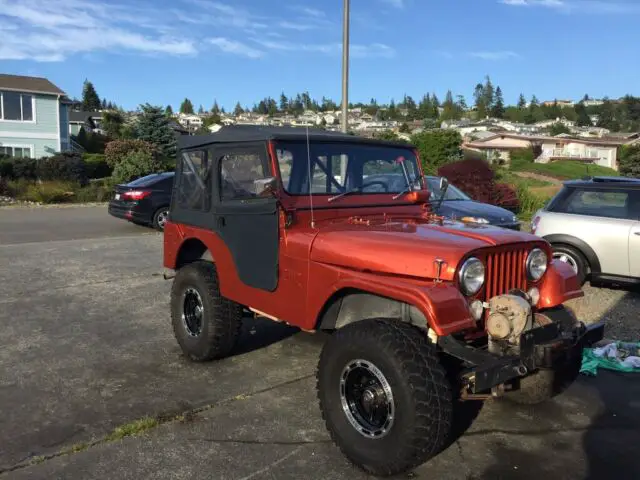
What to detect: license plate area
<box><xmin>115</xmin><ymin>194</ymin><xmax>121</xmax><ymax>200</ymax></box>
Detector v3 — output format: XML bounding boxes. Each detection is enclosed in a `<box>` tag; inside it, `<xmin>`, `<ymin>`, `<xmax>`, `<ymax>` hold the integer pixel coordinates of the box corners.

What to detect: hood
<box><xmin>437</xmin><ymin>200</ymin><xmax>517</xmax><ymax>225</ymax></box>
<box><xmin>310</xmin><ymin>217</ymin><xmax>539</xmax><ymax>281</ymax></box>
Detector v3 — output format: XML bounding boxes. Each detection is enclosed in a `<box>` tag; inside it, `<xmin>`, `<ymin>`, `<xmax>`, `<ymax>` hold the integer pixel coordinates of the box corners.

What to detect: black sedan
<box><xmin>108</xmin><ymin>172</ymin><xmax>174</xmax><ymax>231</ymax></box>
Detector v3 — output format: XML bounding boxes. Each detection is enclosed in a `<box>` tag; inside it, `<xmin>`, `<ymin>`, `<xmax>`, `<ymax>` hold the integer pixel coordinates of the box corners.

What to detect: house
<box><xmin>0</xmin><ymin>74</ymin><xmax>71</xmax><ymax>158</ymax></box>
<box><xmin>177</xmin><ymin>114</ymin><xmax>203</xmax><ymax>129</ymax></box>
<box><xmin>542</xmin><ymin>100</ymin><xmax>574</xmax><ymax>107</ymax></box>
<box><xmin>68</xmin><ymin>111</ymin><xmax>103</xmax><ymax>136</ymax></box>
<box><xmin>534</xmin><ymin>117</ymin><xmax>576</xmax><ymax>129</ymax></box>
<box><xmin>464</xmin><ymin>133</ymin><xmax>543</xmax><ymax>163</ymax></box>
<box><xmin>537</xmin><ymin>137</ymin><xmax>629</xmax><ymax>170</ymax></box>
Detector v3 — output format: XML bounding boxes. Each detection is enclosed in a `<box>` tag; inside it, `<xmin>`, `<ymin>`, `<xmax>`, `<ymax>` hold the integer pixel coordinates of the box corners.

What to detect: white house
<box><xmin>178</xmin><ymin>114</ymin><xmax>203</xmax><ymax>128</ymax></box>
<box><xmin>537</xmin><ymin>137</ymin><xmax>629</xmax><ymax>170</ymax></box>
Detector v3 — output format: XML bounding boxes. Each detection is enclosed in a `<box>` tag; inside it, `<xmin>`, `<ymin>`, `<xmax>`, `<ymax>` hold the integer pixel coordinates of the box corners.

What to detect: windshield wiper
<box><xmin>328</xmin><ymin>188</ymin><xmax>361</xmax><ymax>203</ymax></box>
<box><xmin>392</xmin><ymin>174</ymin><xmax>423</xmax><ymax>200</ymax></box>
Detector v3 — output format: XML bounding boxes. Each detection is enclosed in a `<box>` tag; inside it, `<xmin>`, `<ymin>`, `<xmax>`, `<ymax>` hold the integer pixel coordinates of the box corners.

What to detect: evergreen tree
<box><xmin>279</xmin><ymin>93</ymin><xmax>288</xmax><ymax>112</ymax></box>
<box><xmin>179</xmin><ymin>98</ymin><xmax>194</xmax><ymax>114</ymax></box>
<box><xmin>431</xmin><ymin>94</ymin><xmax>440</xmax><ymax>119</ymax></box>
<box><xmin>101</xmin><ymin>98</ymin><xmax>108</xmax><ymax>110</ymax></box>
<box><xmin>597</xmin><ymin>99</ymin><xmax>621</xmax><ymax>131</ymax></box>
<box><xmin>441</xmin><ymin>90</ymin><xmax>457</xmax><ymax>121</ymax></box>
<box><xmin>456</xmin><ymin>95</ymin><xmax>467</xmax><ymax>112</ymax></box>
<box><xmin>234</xmin><ymin>102</ymin><xmax>244</xmax><ymax>116</ymax></box>
<box><xmin>530</xmin><ymin>95</ymin><xmax>539</xmax><ymax>107</ymax></box>
<box><xmin>198</xmin><ymin>105</ymin><xmax>204</xmax><ymax>114</ymax></box>
<box><xmin>482</xmin><ymin>76</ymin><xmax>495</xmax><ymax>112</ymax></box>
<box><xmin>81</xmin><ymin>79</ymin><xmax>101</xmax><ymax>111</ymax></box>
<box><xmin>211</xmin><ymin>101</ymin><xmax>220</xmax><ymax>115</ymax></box>
<box><xmin>135</xmin><ymin>103</ymin><xmax>177</xmax><ymax>159</ymax></box>
<box><xmin>474</xmin><ymin>83</ymin><xmax>487</xmax><ymax>119</ymax></box>
<box><xmin>491</xmin><ymin>86</ymin><xmax>505</xmax><ymax>119</ymax></box>
<box><xmin>165</xmin><ymin>105</ymin><xmax>173</xmax><ymax>116</ymax></box>
<box><xmin>102</xmin><ymin>111</ymin><xmax>125</xmax><ymax>139</ymax></box>
<box><xmin>518</xmin><ymin>94</ymin><xmax>527</xmax><ymax>109</ymax></box>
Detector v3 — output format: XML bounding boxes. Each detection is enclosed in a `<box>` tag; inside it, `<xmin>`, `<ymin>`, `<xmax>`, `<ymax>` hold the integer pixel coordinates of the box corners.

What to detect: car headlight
<box><xmin>526</xmin><ymin>248</ymin><xmax>548</xmax><ymax>281</ymax></box>
<box><xmin>458</xmin><ymin>257</ymin><xmax>485</xmax><ymax>295</ymax></box>
<box><xmin>461</xmin><ymin>216</ymin><xmax>490</xmax><ymax>224</ymax></box>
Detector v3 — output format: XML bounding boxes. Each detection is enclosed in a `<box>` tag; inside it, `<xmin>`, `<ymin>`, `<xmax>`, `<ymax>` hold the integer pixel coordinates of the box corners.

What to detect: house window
<box><xmin>0</xmin><ymin>146</ymin><xmax>32</xmax><ymax>158</ymax></box>
<box><xmin>0</xmin><ymin>91</ymin><xmax>34</xmax><ymax>121</ymax></box>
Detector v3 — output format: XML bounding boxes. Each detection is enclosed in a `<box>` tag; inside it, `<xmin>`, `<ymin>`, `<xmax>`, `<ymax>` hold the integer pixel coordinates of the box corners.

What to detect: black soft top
<box><xmin>177</xmin><ymin>125</ymin><xmax>412</xmax><ymax>150</ymax></box>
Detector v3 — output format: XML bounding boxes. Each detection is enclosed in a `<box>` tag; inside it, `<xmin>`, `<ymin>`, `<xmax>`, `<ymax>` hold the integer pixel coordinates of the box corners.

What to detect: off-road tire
<box><xmin>170</xmin><ymin>261</ymin><xmax>242</xmax><ymax>361</ymax></box>
<box><xmin>152</xmin><ymin>206</ymin><xmax>170</xmax><ymax>232</ymax></box>
<box><xmin>316</xmin><ymin>319</ymin><xmax>452</xmax><ymax>477</ymax></box>
<box><xmin>551</xmin><ymin>244</ymin><xmax>588</xmax><ymax>285</ymax></box>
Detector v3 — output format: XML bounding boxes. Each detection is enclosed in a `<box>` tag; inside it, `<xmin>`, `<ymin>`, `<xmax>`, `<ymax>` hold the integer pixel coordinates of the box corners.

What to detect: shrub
<box><xmin>12</xmin><ymin>157</ymin><xmax>38</xmax><ymax>180</ymax></box>
<box><xmin>619</xmin><ymin>144</ymin><xmax>640</xmax><ymax>178</ymax></box>
<box><xmin>0</xmin><ymin>157</ymin><xmax>13</xmax><ymax>179</ymax></box>
<box><xmin>516</xmin><ymin>183</ymin><xmax>549</xmax><ymax>219</ymax></box>
<box><xmin>111</xmin><ymin>149</ymin><xmax>164</xmax><ymax>184</ymax></box>
<box><xmin>36</xmin><ymin>152</ymin><xmax>88</xmax><ymax>186</ymax></box>
<box><xmin>411</xmin><ymin>130</ymin><xmax>463</xmax><ymax>174</ymax></box>
<box><xmin>492</xmin><ymin>183</ymin><xmax>520</xmax><ymax>212</ymax></box>
<box><xmin>438</xmin><ymin>158</ymin><xmax>495</xmax><ymax>204</ymax></box>
<box><xmin>74</xmin><ymin>179</ymin><xmax>113</xmax><ymax>202</ymax></box>
<box><xmin>83</xmin><ymin>153</ymin><xmax>112</xmax><ymax>178</ymax></box>
<box><xmin>20</xmin><ymin>181</ymin><xmax>75</xmax><ymax>204</ymax></box>
<box><xmin>105</xmin><ymin>139</ymin><xmax>157</xmax><ymax>167</ymax></box>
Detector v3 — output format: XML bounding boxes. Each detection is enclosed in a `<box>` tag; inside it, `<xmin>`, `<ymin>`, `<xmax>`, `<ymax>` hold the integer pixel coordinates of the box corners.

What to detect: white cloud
<box><xmin>290</xmin><ymin>6</ymin><xmax>326</xmax><ymax>18</ymax></box>
<box><xmin>251</xmin><ymin>38</ymin><xmax>395</xmax><ymax>58</ymax></box>
<box><xmin>469</xmin><ymin>51</ymin><xmax>520</xmax><ymax>60</ymax></box>
<box><xmin>278</xmin><ymin>21</ymin><xmax>317</xmax><ymax>31</ymax></box>
<box><xmin>208</xmin><ymin>38</ymin><xmax>264</xmax><ymax>59</ymax></box>
<box><xmin>499</xmin><ymin>0</ymin><xmax>640</xmax><ymax>13</ymax></box>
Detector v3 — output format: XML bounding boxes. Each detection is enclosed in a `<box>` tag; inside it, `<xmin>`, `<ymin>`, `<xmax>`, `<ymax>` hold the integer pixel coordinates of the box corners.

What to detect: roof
<box><xmin>69</xmin><ymin>111</ymin><xmax>103</xmax><ymax>123</ymax></box>
<box><xmin>177</xmin><ymin>125</ymin><xmax>413</xmax><ymax>150</ymax></box>
<box><xmin>0</xmin><ymin>74</ymin><xmax>66</xmax><ymax>95</ymax></box>
<box><xmin>563</xmin><ymin>176</ymin><xmax>640</xmax><ymax>189</ymax></box>
<box><xmin>466</xmin><ymin>132</ymin><xmax>629</xmax><ymax>147</ymax></box>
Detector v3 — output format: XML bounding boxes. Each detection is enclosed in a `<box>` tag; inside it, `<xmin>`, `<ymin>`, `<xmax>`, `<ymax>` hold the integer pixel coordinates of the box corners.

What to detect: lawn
<box><xmin>510</xmin><ymin>159</ymin><xmax>619</xmax><ymax>180</ymax></box>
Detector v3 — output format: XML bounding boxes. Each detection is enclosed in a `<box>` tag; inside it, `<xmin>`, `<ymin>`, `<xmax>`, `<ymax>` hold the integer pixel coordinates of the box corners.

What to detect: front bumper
<box><xmin>439</xmin><ymin>320</ymin><xmax>605</xmax><ymax>394</ymax></box>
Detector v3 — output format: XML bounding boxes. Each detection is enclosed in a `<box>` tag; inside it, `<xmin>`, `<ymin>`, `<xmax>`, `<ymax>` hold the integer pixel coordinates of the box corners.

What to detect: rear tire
<box><xmin>316</xmin><ymin>319</ymin><xmax>452</xmax><ymax>477</ymax></box>
<box><xmin>152</xmin><ymin>206</ymin><xmax>170</xmax><ymax>231</ymax></box>
<box><xmin>170</xmin><ymin>261</ymin><xmax>242</xmax><ymax>361</ymax></box>
<box><xmin>551</xmin><ymin>244</ymin><xmax>588</xmax><ymax>285</ymax></box>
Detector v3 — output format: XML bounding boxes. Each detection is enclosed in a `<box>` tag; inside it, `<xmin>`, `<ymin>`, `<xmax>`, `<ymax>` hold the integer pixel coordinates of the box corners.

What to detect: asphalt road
<box><xmin>0</xmin><ymin>205</ymin><xmax>638</xmax><ymax>479</ymax></box>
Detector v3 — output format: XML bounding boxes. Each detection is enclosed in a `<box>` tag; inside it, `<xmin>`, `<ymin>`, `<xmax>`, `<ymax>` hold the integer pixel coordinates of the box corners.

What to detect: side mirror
<box><xmin>254</xmin><ymin>176</ymin><xmax>278</xmax><ymax>197</ymax></box>
<box><xmin>439</xmin><ymin>177</ymin><xmax>449</xmax><ymax>192</ymax></box>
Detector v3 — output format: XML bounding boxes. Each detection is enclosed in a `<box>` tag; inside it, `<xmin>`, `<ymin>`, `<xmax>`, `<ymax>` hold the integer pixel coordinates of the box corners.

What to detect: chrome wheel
<box><xmin>340</xmin><ymin>359</ymin><xmax>394</xmax><ymax>438</ymax></box>
<box><xmin>156</xmin><ymin>209</ymin><xmax>169</xmax><ymax>230</ymax></box>
<box><xmin>182</xmin><ymin>287</ymin><xmax>204</xmax><ymax>337</ymax></box>
<box><xmin>553</xmin><ymin>251</ymin><xmax>578</xmax><ymax>273</ymax></box>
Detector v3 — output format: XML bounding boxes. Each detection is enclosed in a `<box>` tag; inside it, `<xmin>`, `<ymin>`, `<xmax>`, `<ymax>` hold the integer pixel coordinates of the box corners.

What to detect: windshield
<box><xmin>275</xmin><ymin>141</ymin><xmax>423</xmax><ymax>196</ymax></box>
<box><xmin>425</xmin><ymin>177</ymin><xmax>471</xmax><ymax>201</ymax></box>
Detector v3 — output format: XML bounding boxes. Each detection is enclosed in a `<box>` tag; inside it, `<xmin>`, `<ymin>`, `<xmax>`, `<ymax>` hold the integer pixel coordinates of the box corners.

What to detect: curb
<box><xmin>0</xmin><ymin>202</ymin><xmax>109</xmax><ymax>210</ymax></box>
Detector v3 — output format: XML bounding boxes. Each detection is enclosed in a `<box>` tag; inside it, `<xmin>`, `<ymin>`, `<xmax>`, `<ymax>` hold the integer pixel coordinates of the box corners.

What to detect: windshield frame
<box><xmin>272</xmin><ymin>140</ymin><xmax>426</xmax><ymax>202</ymax></box>
<box><xmin>425</xmin><ymin>176</ymin><xmax>471</xmax><ymax>201</ymax></box>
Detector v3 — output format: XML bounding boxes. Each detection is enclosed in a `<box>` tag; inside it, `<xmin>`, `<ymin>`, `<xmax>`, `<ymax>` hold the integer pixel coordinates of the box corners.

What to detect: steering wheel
<box><xmin>361</xmin><ymin>180</ymin><xmax>389</xmax><ymax>192</ymax></box>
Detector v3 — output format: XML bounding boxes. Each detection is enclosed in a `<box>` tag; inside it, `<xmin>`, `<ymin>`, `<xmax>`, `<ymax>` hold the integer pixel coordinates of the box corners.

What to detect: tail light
<box><xmin>122</xmin><ymin>190</ymin><xmax>151</xmax><ymax>201</ymax></box>
<box><xmin>530</xmin><ymin>215</ymin><xmax>540</xmax><ymax>235</ymax></box>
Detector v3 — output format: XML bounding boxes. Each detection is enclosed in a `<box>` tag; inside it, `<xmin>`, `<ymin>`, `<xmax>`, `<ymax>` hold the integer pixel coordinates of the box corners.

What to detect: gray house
<box><xmin>0</xmin><ymin>73</ymin><xmax>71</xmax><ymax>158</ymax></box>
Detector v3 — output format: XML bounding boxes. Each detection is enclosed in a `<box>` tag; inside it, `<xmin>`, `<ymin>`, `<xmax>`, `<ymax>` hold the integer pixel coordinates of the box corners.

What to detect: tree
<box><xmin>410</xmin><ymin>130</ymin><xmax>462</xmax><ymax>174</ymax></box>
<box><xmin>491</xmin><ymin>86</ymin><xmax>505</xmax><ymax>119</ymax></box>
<box><xmin>549</xmin><ymin>122</ymin><xmax>571</xmax><ymax>136</ymax></box>
<box><xmin>575</xmin><ymin>102</ymin><xmax>592</xmax><ymax>126</ymax></box>
<box><xmin>482</xmin><ymin>76</ymin><xmax>495</xmax><ymax>112</ymax></box>
<box><xmin>518</xmin><ymin>94</ymin><xmax>527</xmax><ymax>109</ymax></box>
<box><xmin>81</xmin><ymin>79</ymin><xmax>101</xmax><ymax>111</ymax></box>
<box><xmin>441</xmin><ymin>90</ymin><xmax>458</xmax><ymax>121</ymax></box>
<box><xmin>198</xmin><ymin>105</ymin><xmax>204</xmax><ymax>114</ymax></box>
<box><xmin>279</xmin><ymin>93</ymin><xmax>288</xmax><ymax>112</ymax></box>
<box><xmin>211</xmin><ymin>100</ymin><xmax>221</xmax><ymax>115</ymax></box>
<box><xmin>474</xmin><ymin>83</ymin><xmax>487</xmax><ymax>119</ymax></box>
<box><xmin>101</xmin><ymin>98</ymin><xmax>108</xmax><ymax>110</ymax></box>
<box><xmin>234</xmin><ymin>102</ymin><xmax>244</xmax><ymax>116</ymax></box>
<box><xmin>619</xmin><ymin>145</ymin><xmax>640</xmax><ymax>178</ymax></box>
<box><xmin>597</xmin><ymin>99</ymin><xmax>621</xmax><ymax>131</ymax></box>
<box><xmin>456</xmin><ymin>95</ymin><xmax>467</xmax><ymax>112</ymax></box>
<box><xmin>102</xmin><ymin>111</ymin><xmax>125</xmax><ymax>139</ymax></box>
<box><xmin>179</xmin><ymin>98</ymin><xmax>194</xmax><ymax>114</ymax></box>
<box><xmin>134</xmin><ymin>104</ymin><xmax>177</xmax><ymax>159</ymax></box>
<box><xmin>399</xmin><ymin>122</ymin><xmax>411</xmax><ymax>133</ymax></box>
<box><xmin>165</xmin><ymin>105</ymin><xmax>173</xmax><ymax>116</ymax></box>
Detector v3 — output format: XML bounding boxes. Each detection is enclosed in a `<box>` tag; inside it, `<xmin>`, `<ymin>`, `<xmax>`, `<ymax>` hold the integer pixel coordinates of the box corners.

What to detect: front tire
<box><xmin>316</xmin><ymin>320</ymin><xmax>452</xmax><ymax>477</ymax></box>
<box><xmin>170</xmin><ymin>261</ymin><xmax>242</xmax><ymax>361</ymax></box>
<box><xmin>552</xmin><ymin>244</ymin><xmax>588</xmax><ymax>285</ymax></box>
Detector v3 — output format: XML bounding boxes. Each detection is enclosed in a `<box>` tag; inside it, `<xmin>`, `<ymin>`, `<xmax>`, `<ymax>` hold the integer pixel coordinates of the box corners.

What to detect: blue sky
<box><xmin>1</xmin><ymin>0</ymin><xmax>639</xmax><ymax>111</ymax></box>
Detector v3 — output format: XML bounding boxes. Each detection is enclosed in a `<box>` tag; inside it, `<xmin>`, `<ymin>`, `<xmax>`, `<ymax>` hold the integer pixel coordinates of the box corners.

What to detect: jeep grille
<box><xmin>484</xmin><ymin>248</ymin><xmax>528</xmax><ymax>300</ymax></box>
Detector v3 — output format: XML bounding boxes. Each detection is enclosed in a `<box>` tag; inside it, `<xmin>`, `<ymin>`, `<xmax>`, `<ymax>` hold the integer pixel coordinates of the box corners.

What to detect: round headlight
<box><xmin>527</xmin><ymin>248</ymin><xmax>548</xmax><ymax>281</ymax></box>
<box><xmin>459</xmin><ymin>257</ymin><xmax>485</xmax><ymax>296</ymax></box>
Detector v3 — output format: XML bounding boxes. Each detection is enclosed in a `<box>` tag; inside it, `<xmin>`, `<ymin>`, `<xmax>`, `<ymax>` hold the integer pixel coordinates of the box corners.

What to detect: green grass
<box><xmin>104</xmin><ymin>417</ymin><xmax>159</xmax><ymax>442</ymax></box>
<box><xmin>495</xmin><ymin>168</ymin><xmax>553</xmax><ymax>188</ymax></box>
<box><xmin>510</xmin><ymin>159</ymin><xmax>619</xmax><ymax>180</ymax></box>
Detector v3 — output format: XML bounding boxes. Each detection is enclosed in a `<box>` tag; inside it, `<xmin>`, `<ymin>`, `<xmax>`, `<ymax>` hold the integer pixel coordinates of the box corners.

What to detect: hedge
<box><xmin>83</xmin><ymin>153</ymin><xmax>112</xmax><ymax>179</ymax></box>
<box><xmin>36</xmin><ymin>152</ymin><xmax>88</xmax><ymax>186</ymax></box>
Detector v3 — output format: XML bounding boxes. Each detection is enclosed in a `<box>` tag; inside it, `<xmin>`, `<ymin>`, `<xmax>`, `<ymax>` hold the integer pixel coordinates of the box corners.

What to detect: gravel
<box><xmin>566</xmin><ymin>283</ymin><xmax>640</xmax><ymax>342</ymax></box>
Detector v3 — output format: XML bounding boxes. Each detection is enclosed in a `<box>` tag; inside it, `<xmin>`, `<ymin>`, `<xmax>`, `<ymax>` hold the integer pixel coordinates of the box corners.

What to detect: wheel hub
<box><xmin>340</xmin><ymin>359</ymin><xmax>394</xmax><ymax>438</ymax></box>
<box><xmin>182</xmin><ymin>287</ymin><xmax>204</xmax><ymax>337</ymax></box>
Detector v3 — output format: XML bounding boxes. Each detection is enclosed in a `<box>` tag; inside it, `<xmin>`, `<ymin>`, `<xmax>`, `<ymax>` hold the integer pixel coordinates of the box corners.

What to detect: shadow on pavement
<box><xmin>231</xmin><ymin>315</ymin><xmax>301</xmax><ymax>356</ymax></box>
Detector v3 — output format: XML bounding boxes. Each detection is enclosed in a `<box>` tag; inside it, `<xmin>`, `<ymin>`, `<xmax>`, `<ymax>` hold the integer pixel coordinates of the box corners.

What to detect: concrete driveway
<box><xmin>0</xmin><ymin>205</ymin><xmax>638</xmax><ymax>479</ymax></box>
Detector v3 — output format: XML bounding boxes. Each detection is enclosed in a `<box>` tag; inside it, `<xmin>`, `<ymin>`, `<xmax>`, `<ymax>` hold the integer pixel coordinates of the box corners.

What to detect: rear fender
<box><xmin>314</xmin><ymin>270</ymin><xmax>476</xmax><ymax>336</ymax></box>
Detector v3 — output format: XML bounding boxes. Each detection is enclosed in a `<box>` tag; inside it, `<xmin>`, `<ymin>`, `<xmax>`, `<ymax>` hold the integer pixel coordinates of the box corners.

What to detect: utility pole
<box><xmin>341</xmin><ymin>0</ymin><xmax>350</xmax><ymax>134</ymax></box>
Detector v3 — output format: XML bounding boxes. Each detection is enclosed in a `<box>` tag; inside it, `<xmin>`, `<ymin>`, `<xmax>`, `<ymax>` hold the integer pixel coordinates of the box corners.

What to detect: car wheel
<box><xmin>170</xmin><ymin>261</ymin><xmax>243</xmax><ymax>361</ymax></box>
<box><xmin>316</xmin><ymin>319</ymin><xmax>452</xmax><ymax>477</ymax></box>
<box><xmin>552</xmin><ymin>244</ymin><xmax>588</xmax><ymax>285</ymax></box>
<box><xmin>152</xmin><ymin>207</ymin><xmax>170</xmax><ymax>231</ymax></box>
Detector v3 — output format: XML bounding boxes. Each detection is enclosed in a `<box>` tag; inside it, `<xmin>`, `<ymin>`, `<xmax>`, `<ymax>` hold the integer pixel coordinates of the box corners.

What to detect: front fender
<box><xmin>309</xmin><ymin>265</ymin><xmax>476</xmax><ymax>336</ymax></box>
<box><xmin>538</xmin><ymin>259</ymin><xmax>584</xmax><ymax>309</ymax></box>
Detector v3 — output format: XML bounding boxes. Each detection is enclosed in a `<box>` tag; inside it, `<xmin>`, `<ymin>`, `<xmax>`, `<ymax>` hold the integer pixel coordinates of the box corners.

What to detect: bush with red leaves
<box><xmin>437</xmin><ymin>158</ymin><xmax>520</xmax><ymax>212</ymax></box>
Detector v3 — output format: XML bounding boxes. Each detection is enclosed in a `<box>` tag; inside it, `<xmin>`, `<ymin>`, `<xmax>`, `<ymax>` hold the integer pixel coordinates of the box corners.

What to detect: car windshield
<box><xmin>275</xmin><ymin>141</ymin><xmax>423</xmax><ymax>197</ymax></box>
<box><xmin>425</xmin><ymin>177</ymin><xmax>471</xmax><ymax>201</ymax></box>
